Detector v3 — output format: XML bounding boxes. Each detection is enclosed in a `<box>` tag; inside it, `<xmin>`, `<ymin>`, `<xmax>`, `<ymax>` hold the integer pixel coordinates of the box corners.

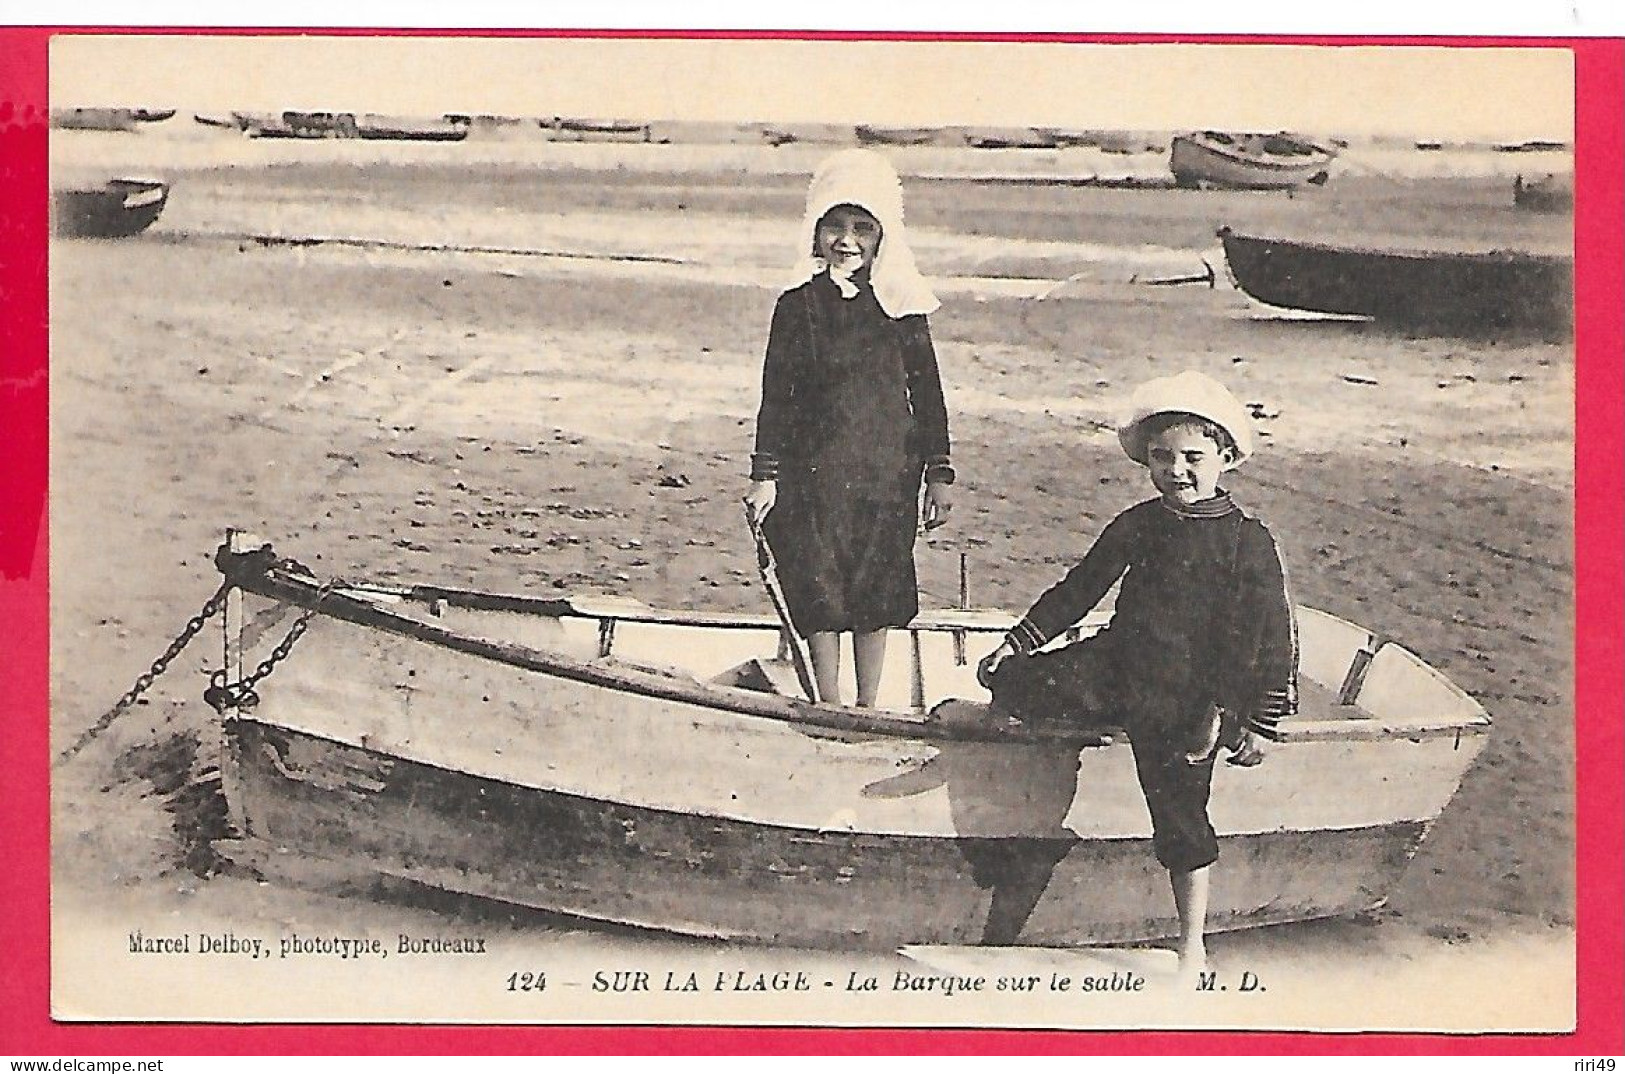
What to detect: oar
<box><xmin>743</xmin><ymin>505</ymin><xmax>822</xmax><ymax>704</ymax></box>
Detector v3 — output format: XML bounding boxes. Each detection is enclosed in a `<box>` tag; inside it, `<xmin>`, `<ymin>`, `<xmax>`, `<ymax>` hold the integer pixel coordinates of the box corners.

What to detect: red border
<box><xmin>2</xmin><ymin>27</ymin><xmax>1620</xmax><ymax>1057</ymax></box>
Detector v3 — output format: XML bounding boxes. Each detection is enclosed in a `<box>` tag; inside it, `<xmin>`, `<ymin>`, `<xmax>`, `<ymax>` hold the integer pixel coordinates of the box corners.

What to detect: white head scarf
<box><xmin>790</xmin><ymin>148</ymin><xmax>940</xmax><ymax>318</ymax></box>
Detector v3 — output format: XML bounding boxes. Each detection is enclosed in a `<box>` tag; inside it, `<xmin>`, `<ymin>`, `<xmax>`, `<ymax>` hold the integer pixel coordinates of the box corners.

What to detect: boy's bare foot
<box><xmin>1174</xmin><ymin>946</ymin><xmax>1209</xmax><ymax>987</ymax></box>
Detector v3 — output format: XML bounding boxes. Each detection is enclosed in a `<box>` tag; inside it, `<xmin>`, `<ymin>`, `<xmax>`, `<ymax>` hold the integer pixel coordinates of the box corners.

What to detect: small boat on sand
<box><xmin>1512</xmin><ymin>173</ymin><xmax>1573</xmax><ymax>213</ymax></box>
<box><xmin>52</xmin><ymin>177</ymin><xmax>170</xmax><ymax>239</ymax></box>
<box><xmin>1495</xmin><ymin>140</ymin><xmax>1568</xmax><ymax>153</ymax></box>
<box><xmin>1219</xmin><ymin>227</ymin><xmax>1573</xmax><ymax>336</ymax></box>
<box><xmin>50</xmin><ymin>108</ymin><xmax>138</xmax><ymax>132</ymax></box>
<box><xmin>207</xmin><ymin>537</ymin><xmax>1488</xmax><ymax>950</ymax></box>
<box><xmin>963</xmin><ymin>127</ymin><xmax>1059</xmax><ymax>150</ymax></box>
<box><xmin>1170</xmin><ymin>131</ymin><xmax>1336</xmax><ymax>190</ymax></box>
<box><xmin>855</xmin><ymin>124</ymin><xmax>942</xmax><ymax>147</ymax></box>
<box><xmin>355</xmin><ymin>114</ymin><xmax>470</xmax><ymax>141</ymax></box>
<box><xmin>547</xmin><ymin>118</ymin><xmax>654</xmax><ymax>142</ymax></box>
<box><xmin>284</xmin><ymin>112</ymin><xmax>361</xmax><ymax>138</ymax></box>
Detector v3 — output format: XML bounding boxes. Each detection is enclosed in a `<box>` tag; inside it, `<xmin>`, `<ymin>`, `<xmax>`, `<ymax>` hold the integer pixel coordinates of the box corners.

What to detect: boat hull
<box><xmin>215</xmin><ymin>560</ymin><xmax>1489</xmax><ymax>950</ymax></box>
<box><xmin>855</xmin><ymin>125</ymin><xmax>941</xmax><ymax>147</ymax></box>
<box><xmin>52</xmin><ymin>179</ymin><xmax>169</xmax><ymax>239</ymax></box>
<box><xmin>548</xmin><ymin>119</ymin><xmax>653</xmax><ymax>142</ymax></box>
<box><xmin>229</xmin><ymin>718</ymin><xmax>1433</xmax><ymax>948</ymax></box>
<box><xmin>1170</xmin><ymin>134</ymin><xmax>1333</xmax><ymax>190</ymax></box>
<box><xmin>1219</xmin><ymin>228</ymin><xmax>1573</xmax><ymax>335</ymax></box>
<box><xmin>355</xmin><ymin>114</ymin><xmax>469</xmax><ymax>141</ymax></box>
<box><xmin>51</xmin><ymin>107</ymin><xmax>137</xmax><ymax>131</ymax></box>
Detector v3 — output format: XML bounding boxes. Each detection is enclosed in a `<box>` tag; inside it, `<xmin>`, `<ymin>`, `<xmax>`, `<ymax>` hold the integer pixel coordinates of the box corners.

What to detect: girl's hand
<box><xmin>922</xmin><ymin>480</ymin><xmax>955</xmax><ymax>531</ymax></box>
<box><xmin>744</xmin><ymin>480</ymin><xmax>777</xmax><ymax>525</ymax></box>
<box><xmin>976</xmin><ymin>640</ymin><xmax>1016</xmax><ymax>689</ymax></box>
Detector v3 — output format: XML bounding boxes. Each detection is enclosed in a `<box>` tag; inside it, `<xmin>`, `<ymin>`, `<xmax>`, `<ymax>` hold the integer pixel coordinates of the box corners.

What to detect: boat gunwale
<box><xmin>237</xmin><ymin>565</ymin><xmax>1098</xmax><ymax>745</ymax></box>
<box><xmin>337</xmin><ymin>577</ymin><xmax>1030</xmax><ymax>633</ymax></box>
<box><xmin>228</xmin><ymin>558</ymin><xmax>1490</xmax><ymax>746</ymax></box>
<box><xmin>1217</xmin><ymin>225</ymin><xmax>1574</xmax><ymax>268</ymax></box>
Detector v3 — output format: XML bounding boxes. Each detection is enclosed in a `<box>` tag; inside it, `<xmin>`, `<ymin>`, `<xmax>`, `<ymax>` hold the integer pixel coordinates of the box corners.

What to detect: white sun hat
<box><xmin>788</xmin><ymin>148</ymin><xmax>939</xmax><ymax>318</ymax></box>
<box><xmin>1117</xmin><ymin>370</ymin><xmax>1257</xmax><ymax>467</ymax></box>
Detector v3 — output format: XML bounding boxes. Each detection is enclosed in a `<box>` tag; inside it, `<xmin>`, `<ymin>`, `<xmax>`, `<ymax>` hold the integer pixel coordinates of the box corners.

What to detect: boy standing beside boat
<box><xmin>976</xmin><ymin>370</ymin><xmax>1298</xmax><ymax>981</ymax></box>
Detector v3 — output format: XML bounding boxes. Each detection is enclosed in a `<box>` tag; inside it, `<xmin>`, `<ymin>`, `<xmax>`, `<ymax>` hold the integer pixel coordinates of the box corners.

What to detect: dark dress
<box><xmin>750</xmin><ymin>272</ymin><xmax>952</xmax><ymax>635</ymax></box>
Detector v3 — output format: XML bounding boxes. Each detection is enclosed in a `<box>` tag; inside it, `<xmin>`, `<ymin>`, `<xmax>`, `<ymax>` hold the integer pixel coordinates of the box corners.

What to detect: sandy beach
<box><xmin>47</xmin><ymin>123</ymin><xmax>1576</xmax><ymax>1031</ymax></box>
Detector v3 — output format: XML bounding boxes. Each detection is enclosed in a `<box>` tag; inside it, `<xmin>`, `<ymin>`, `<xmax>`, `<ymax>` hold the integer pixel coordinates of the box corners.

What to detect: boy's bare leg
<box><xmin>807</xmin><ymin>631</ymin><xmax>842</xmax><ymax>705</ymax></box>
<box><xmin>1170</xmin><ymin>865</ymin><xmax>1211</xmax><ymax>980</ymax></box>
<box><xmin>853</xmin><ymin>629</ymin><xmax>889</xmax><ymax>707</ymax></box>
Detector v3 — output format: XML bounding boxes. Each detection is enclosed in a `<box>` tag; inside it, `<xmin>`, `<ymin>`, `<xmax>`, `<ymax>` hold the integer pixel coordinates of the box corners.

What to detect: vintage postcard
<box><xmin>5</xmin><ymin>26</ymin><xmax>1620</xmax><ymax>1050</ymax></box>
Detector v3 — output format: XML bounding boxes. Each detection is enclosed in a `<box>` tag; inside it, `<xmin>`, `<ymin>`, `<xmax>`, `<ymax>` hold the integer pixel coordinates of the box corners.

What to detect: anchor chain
<box><xmin>204</xmin><ymin>578</ymin><xmax>339</xmax><ymax>714</ymax></box>
<box><xmin>57</xmin><ymin>554</ymin><xmax>343</xmax><ymax>768</ymax></box>
<box><xmin>55</xmin><ymin>581</ymin><xmax>233</xmax><ymax>767</ymax></box>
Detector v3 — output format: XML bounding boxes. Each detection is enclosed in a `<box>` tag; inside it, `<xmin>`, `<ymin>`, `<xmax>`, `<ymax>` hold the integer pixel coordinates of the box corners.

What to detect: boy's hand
<box><xmin>976</xmin><ymin>641</ymin><xmax>1016</xmax><ymax>689</ymax></box>
<box><xmin>744</xmin><ymin>480</ymin><xmax>777</xmax><ymax>525</ymax></box>
<box><xmin>1182</xmin><ymin>703</ymin><xmax>1224</xmax><ymax>765</ymax></box>
<box><xmin>1225</xmin><ymin>729</ymin><xmax>1265</xmax><ymax>767</ymax></box>
<box><xmin>922</xmin><ymin>480</ymin><xmax>955</xmax><ymax>531</ymax></box>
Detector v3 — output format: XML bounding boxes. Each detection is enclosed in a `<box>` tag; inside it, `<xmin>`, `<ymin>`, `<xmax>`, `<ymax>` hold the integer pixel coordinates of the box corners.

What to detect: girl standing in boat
<box><xmin>745</xmin><ymin>149</ymin><xmax>955</xmax><ymax>707</ymax></box>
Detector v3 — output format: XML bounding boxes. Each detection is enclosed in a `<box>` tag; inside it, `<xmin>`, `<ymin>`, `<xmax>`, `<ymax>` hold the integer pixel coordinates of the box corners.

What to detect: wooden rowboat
<box><xmin>50</xmin><ymin>107</ymin><xmax>138</xmax><ymax>132</ymax></box>
<box><xmin>963</xmin><ymin>127</ymin><xmax>1059</xmax><ymax>150</ymax></box>
<box><xmin>1219</xmin><ymin>227</ymin><xmax>1574</xmax><ymax>336</ymax></box>
<box><xmin>211</xmin><ymin>538</ymin><xmax>1489</xmax><ymax>951</ymax></box>
<box><xmin>52</xmin><ymin>178</ymin><xmax>170</xmax><ymax>239</ymax></box>
<box><xmin>355</xmin><ymin>114</ymin><xmax>470</xmax><ymax>142</ymax></box>
<box><xmin>1170</xmin><ymin>131</ymin><xmax>1335</xmax><ymax>190</ymax></box>
<box><xmin>854</xmin><ymin>125</ymin><xmax>942</xmax><ymax>147</ymax></box>
<box><xmin>548</xmin><ymin>118</ymin><xmax>654</xmax><ymax>143</ymax></box>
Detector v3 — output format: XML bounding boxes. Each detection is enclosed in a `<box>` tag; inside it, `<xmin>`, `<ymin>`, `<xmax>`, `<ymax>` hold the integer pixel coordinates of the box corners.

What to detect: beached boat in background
<box><xmin>209</xmin><ymin>537</ymin><xmax>1489</xmax><ymax>950</ymax></box>
<box><xmin>1219</xmin><ymin>227</ymin><xmax>1573</xmax><ymax>336</ymax></box>
<box><xmin>548</xmin><ymin>118</ymin><xmax>654</xmax><ymax>143</ymax></box>
<box><xmin>1494</xmin><ymin>140</ymin><xmax>1568</xmax><ymax>153</ymax></box>
<box><xmin>51</xmin><ymin>108</ymin><xmax>138</xmax><ymax>132</ymax></box>
<box><xmin>52</xmin><ymin>177</ymin><xmax>170</xmax><ymax>239</ymax></box>
<box><xmin>1512</xmin><ymin>173</ymin><xmax>1574</xmax><ymax>213</ymax></box>
<box><xmin>855</xmin><ymin>124</ymin><xmax>942</xmax><ymax>147</ymax></box>
<box><xmin>230</xmin><ymin>111</ymin><xmax>356</xmax><ymax>139</ymax></box>
<box><xmin>355</xmin><ymin>114</ymin><xmax>470</xmax><ymax>141</ymax></box>
<box><xmin>1170</xmin><ymin>131</ymin><xmax>1336</xmax><ymax>190</ymax></box>
<box><xmin>1034</xmin><ymin>128</ymin><xmax>1099</xmax><ymax>148</ymax></box>
<box><xmin>282</xmin><ymin>112</ymin><xmax>361</xmax><ymax>139</ymax></box>
<box><xmin>963</xmin><ymin>127</ymin><xmax>1059</xmax><ymax>150</ymax></box>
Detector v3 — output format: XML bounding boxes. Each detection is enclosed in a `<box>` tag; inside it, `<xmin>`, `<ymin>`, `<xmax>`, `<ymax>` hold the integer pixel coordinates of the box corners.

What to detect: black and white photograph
<box><xmin>44</xmin><ymin>33</ymin><xmax>1581</xmax><ymax>1031</ymax></box>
